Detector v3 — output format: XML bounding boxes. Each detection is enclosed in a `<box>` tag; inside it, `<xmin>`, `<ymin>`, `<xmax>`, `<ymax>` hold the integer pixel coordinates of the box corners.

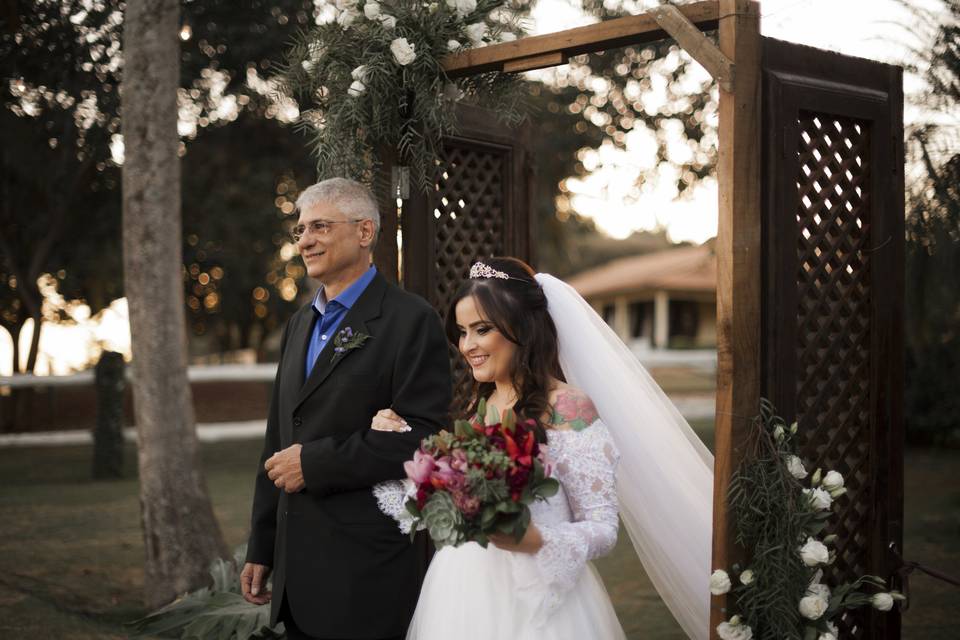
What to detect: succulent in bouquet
<box><xmin>403</xmin><ymin>399</ymin><xmax>559</xmax><ymax>548</ymax></box>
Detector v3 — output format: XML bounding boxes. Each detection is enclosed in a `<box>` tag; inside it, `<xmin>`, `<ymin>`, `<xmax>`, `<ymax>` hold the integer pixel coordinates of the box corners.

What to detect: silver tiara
<box><xmin>469</xmin><ymin>262</ymin><xmax>510</xmax><ymax>280</ymax></box>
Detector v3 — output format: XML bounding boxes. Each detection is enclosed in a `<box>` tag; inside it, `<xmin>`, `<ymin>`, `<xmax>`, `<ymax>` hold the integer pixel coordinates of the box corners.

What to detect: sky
<box><xmin>529</xmin><ymin>0</ymin><xmax>937</xmax><ymax>242</ymax></box>
<box><xmin>1</xmin><ymin>0</ymin><xmax>945</xmax><ymax>376</ymax></box>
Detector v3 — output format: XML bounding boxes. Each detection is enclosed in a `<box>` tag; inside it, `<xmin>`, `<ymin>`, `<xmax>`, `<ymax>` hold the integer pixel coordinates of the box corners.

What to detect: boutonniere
<box><xmin>331</xmin><ymin>326</ymin><xmax>371</xmax><ymax>364</ymax></box>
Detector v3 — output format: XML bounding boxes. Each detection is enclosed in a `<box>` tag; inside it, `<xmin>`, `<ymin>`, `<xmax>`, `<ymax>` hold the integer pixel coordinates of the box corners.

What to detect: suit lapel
<box><xmin>294</xmin><ymin>272</ymin><xmax>386</xmax><ymax>410</ymax></box>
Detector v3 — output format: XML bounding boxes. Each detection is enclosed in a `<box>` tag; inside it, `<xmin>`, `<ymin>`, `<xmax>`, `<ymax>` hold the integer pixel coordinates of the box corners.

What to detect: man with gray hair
<box><xmin>241</xmin><ymin>178</ymin><xmax>451</xmax><ymax>639</ymax></box>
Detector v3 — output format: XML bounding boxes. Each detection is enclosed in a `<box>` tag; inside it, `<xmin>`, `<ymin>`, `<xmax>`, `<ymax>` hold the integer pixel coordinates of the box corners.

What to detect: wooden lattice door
<box><xmin>401</xmin><ymin>104</ymin><xmax>533</xmax><ymax>314</ymax></box>
<box><xmin>761</xmin><ymin>38</ymin><xmax>905</xmax><ymax>639</ymax></box>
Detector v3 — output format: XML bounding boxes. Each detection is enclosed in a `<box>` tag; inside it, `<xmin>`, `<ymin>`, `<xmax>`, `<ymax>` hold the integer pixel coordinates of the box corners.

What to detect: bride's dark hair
<box><xmin>445</xmin><ymin>256</ymin><xmax>564</xmax><ymax>432</ymax></box>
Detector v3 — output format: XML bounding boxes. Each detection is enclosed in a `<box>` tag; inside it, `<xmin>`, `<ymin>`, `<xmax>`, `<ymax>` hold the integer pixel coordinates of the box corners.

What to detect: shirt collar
<box><xmin>311</xmin><ymin>265</ymin><xmax>378</xmax><ymax>315</ymax></box>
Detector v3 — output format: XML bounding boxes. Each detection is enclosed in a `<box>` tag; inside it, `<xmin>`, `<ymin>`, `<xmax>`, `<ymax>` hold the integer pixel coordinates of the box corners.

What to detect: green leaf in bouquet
<box><xmin>405</xmin><ymin>497</ymin><xmax>422</xmax><ymax>518</ymax></box>
<box><xmin>476</xmin><ymin>397</ymin><xmax>488</xmax><ymax>426</ymax></box>
<box><xmin>485</xmin><ymin>402</ymin><xmax>501</xmax><ymax>426</ymax></box>
<box><xmin>536</xmin><ymin>477</ymin><xmax>560</xmax><ymax>499</ymax></box>
<box><xmin>481</xmin><ymin>505</ymin><xmax>499</xmax><ymax>529</ymax></box>
<box><xmin>454</xmin><ymin>418</ymin><xmax>477</xmax><ymax>439</ymax></box>
<box><xmin>474</xmin><ymin>531</ymin><xmax>490</xmax><ymax>548</ymax></box>
<box><xmin>502</xmin><ymin>409</ymin><xmax>516</xmax><ymax>433</ymax></box>
<box><xmin>512</xmin><ymin>507</ymin><xmax>531</xmax><ymax>542</ymax></box>
<box><xmin>497</xmin><ymin>500</ymin><xmax>522</xmax><ymax>514</ymax></box>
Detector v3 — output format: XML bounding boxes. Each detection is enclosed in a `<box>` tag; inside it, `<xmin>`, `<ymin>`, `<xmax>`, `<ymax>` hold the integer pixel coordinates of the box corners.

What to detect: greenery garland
<box><xmin>712</xmin><ymin>399</ymin><xmax>904</xmax><ymax>640</ymax></box>
<box><xmin>279</xmin><ymin>0</ymin><xmax>532</xmax><ymax>191</ymax></box>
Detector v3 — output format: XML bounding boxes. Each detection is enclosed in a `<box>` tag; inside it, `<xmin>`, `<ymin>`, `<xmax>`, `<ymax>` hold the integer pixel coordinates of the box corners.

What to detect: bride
<box><xmin>372</xmin><ymin>257</ymin><xmax>714</xmax><ymax>639</ymax></box>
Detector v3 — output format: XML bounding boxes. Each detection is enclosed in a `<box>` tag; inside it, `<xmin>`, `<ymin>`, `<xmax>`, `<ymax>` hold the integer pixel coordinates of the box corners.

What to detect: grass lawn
<box><xmin>1</xmin><ymin>432</ymin><xmax>957</xmax><ymax>639</ymax></box>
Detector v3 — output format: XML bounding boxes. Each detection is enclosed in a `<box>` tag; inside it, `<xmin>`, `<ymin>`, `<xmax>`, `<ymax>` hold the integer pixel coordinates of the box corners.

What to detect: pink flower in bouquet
<box><xmin>429</xmin><ymin>457</ymin><xmax>461</xmax><ymax>489</ymax></box>
<box><xmin>404</xmin><ymin>449</ymin><xmax>436</xmax><ymax>484</ymax></box>
<box><xmin>450</xmin><ymin>448</ymin><xmax>469</xmax><ymax>472</ymax></box>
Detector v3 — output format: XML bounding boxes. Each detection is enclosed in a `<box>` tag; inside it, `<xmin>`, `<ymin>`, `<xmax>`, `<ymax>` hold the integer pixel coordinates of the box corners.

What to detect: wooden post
<box><xmin>712</xmin><ymin>0</ymin><xmax>762</xmax><ymax>635</ymax></box>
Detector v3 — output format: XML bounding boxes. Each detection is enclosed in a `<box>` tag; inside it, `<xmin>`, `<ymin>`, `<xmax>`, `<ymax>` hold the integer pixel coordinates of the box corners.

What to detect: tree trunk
<box><xmin>121</xmin><ymin>0</ymin><xmax>227</xmax><ymax>609</ymax></box>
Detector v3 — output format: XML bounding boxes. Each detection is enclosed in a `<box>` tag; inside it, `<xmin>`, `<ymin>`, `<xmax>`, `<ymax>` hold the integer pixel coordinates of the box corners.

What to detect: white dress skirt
<box><xmin>376</xmin><ymin>422</ymin><xmax>627</xmax><ymax>640</ymax></box>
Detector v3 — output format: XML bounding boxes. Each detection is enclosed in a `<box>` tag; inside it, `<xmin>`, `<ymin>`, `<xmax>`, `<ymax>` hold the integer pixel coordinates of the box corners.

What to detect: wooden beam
<box><xmin>711</xmin><ymin>1</ymin><xmax>762</xmax><ymax>638</ymax></box>
<box><xmin>502</xmin><ymin>51</ymin><xmax>568</xmax><ymax>74</ymax></box>
<box><xmin>441</xmin><ymin>0</ymin><xmax>720</xmax><ymax>77</ymax></box>
<box><xmin>652</xmin><ymin>4</ymin><xmax>735</xmax><ymax>92</ymax></box>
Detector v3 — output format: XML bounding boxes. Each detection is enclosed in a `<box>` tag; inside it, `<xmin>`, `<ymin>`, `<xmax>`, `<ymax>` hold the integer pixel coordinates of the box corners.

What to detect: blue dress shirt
<box><xmin>305</xmin><ymin>265</ymin><xmax>378</xmax><ymax>379</ymax></box>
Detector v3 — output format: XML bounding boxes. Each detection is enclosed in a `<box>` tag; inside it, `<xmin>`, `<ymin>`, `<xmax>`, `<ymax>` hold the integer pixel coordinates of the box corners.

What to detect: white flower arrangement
<box><xmin>719</xmin><ymin>400</ymin><xmax>905</xmax><ymax>638</ymax></box>
<box><xmin>717</xmin><ymin>615</ymin><xmax>754</xmax><ymax>640</ymax></box>
<box><xmin>283</xmin><ymin>0</ymin><xmax>529</xmax><ymax>189</ymax></box>
<box><xmin>710</xmin><ymin>569</ymin><xmax>732</xmax><ymax>595</ymax></box>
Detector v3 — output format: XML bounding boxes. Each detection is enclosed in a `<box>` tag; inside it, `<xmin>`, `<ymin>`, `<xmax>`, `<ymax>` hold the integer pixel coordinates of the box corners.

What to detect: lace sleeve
<box><xmin>372</xmin><ymin>479</ymin><xmax>419</xmax><ymax>534</ymax></box>
<box><xmin>533</xmin><ymin>421</ymin><xmax>620</xmax><ymax>605</ymax></box>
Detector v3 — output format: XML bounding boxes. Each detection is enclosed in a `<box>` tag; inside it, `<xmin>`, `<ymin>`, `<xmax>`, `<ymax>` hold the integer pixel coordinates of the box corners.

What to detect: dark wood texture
<box><xmin>761</xmin><ymin>37</ymin><xmax>905</xmax><ymax>639</ymax></box>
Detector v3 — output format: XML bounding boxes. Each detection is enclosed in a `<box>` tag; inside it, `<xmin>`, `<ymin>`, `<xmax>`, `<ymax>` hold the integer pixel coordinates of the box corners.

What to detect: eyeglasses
<box><xmin>291</xmin><ymin>218</ymin><xmax>364</xmax><ymax>242</ymax></box>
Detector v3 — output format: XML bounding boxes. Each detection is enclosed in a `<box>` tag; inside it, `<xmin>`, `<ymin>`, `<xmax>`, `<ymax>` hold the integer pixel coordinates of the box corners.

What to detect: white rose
<box><xmin>811</xmin><ymin>467</ymin><xmax>822</xmax><ymax>486</ymax></box>
<box><xmin>447</xmin><ymin>0</ymin><xmax>477</xmax><ymax>17</ymax></box>
<box><xmin>872</xmin><ymin>592</ymin><xmax>894</xmax><ymax>611</ymax></box>
<box><xmin>716</xmin><ymin>617</ymin><xmax>753</xmax><ymax>640</ymax></box>
<box><xmin>500</xmin><ymin>31</ymin><xmax>517</xmax><ymax>42</ymax></box>
<box><xmin>351</xmin><ymin>64</ymin><xmax>368</xmax><ymax>81</ymax></box>
<box><xmin>804</xmin><ymin>487</ymin><xmax>833</xmax><ymax>511</ymax></box>
<box><xmin>822</xmin><ymin>470</ymin><xmax>844</xmax><ymax>492</ymax></box>
<box><xmin>773</xmin><ymin>424</ymin><xmax>785</xmax><ymax>441</ymax></box>
<box><xmin>786</xmin><ymin>455</ymin><xmax>808</xmax><ymax>479</ymax></box>
<box><xmin>390</xmin><ymin>37</ymin><xmax>416</xmax><ymax>66</ymax></box>
<box><xmin>464</xmin><ymin>22</ymin><xmax>487</xmax><ymax>44</ymax></box>
<box><xmin>799</xmin><ymin>537</ymin><xmax>830</xmax><ymax>566</ymax></box>
<box><xmin>799</xmin><ymin>594</ymin><xmax>828</xmax><ymax>620</ymax></box>
<box><xmin>826</xmin><ymin>620</ymin><xmax>838</xmax><ymax>636</ymax></box>
<box><xmin>363</xmin><ymin>1</ymin><xmax>380</xmax><ymax>19</ymax></box>
<box><xmin>710</xmin><ymin>569</ymin><xmax>732</xmax><ymax>595</ymax></box>
<box><xmin>337</xmin><ymin>9</ymin><xmax>359</xmax><ymax>28</ymax></box>
<box><xmin>739</xmin><ymin>569</ymin><xmax>754</xmax><ymax>585</ymax></box>
<box><xmin>347</xmin><ymin>80</ymin><xmax>366</xmax><ymax>96</ymax></box>
<box><xmin>447</xmin><ymin>39</ymin><xmax>462</xmax><ymax>51</ymax></box>
<box><xmin>819</xmin><ymin>633</ymin><xmax>838</xmax><ymax>640</ymax></box>
<box><xmin>379</xmin><ymin>14</ymin><xmax>397</xmax><ymax>29</ymax></box>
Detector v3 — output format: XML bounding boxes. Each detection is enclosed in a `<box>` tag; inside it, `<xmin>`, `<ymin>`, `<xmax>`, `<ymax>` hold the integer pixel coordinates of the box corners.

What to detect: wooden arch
<box><xmin>437</xmin><ymin>2</ymin><xmax>763</xmax><ymax>636</ymax></box>
<box><xmin>375</xmin><ymin>2</ymin><xmax>904</xmax><ymax>638</ymax></box>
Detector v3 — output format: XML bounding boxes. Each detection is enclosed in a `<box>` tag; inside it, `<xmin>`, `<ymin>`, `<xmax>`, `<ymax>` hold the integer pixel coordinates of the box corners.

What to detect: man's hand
<box><xmin>240</xmin><ymin>562</ymin><xmax>272</xmax><ymax>605</ymax></box>
<box><xmin>265</xmin><ymin>444</ymin><xmax>305</xmax><ymax>493</ymax></box>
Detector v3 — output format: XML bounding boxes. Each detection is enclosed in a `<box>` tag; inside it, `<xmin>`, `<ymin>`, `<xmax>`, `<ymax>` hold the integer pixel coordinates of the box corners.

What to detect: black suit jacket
<box><xmin>246</xmin><ymin>272</ymin><xmax>452</xmax><ymax>638</ymax></box>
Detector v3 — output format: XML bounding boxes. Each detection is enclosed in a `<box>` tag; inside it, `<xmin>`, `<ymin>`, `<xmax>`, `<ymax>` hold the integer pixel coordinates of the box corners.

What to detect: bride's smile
<box><xmin>455</xmin><ymin>295</ymin><xmax>516</xmax><ymax>385</ymax></box>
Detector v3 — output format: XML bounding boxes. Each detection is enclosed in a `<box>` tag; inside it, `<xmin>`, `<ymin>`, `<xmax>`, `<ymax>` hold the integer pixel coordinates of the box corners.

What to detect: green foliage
<box><xmin>128</xmin><ymin>545</ymin><xmax>284</xmax><ymax>640</ymax></box>
<box><xmin>725</xmin><ymin>400</ymin><xmax>900</xmax><ymax>639</ymax></box>
<box><xmin>727</xmin><ymin>400</ymin><xmax>810</xmax><ymax>639</ymax></box>
<box><xmin>279</xmin><ymin>0</ymin><xmax>529</xmax><ymax>191</ymax></box>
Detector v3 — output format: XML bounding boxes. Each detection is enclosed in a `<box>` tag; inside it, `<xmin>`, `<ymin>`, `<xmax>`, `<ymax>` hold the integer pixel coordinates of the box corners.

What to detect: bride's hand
<box><xmin>371</xmin><ymin>408</ymin><xmax>411</xmax><ymax>433</ymax></box>
<box><xmin>489</xmin><ymin>524</ymin><xmax>543</xmax><ymax>554</ymax></box>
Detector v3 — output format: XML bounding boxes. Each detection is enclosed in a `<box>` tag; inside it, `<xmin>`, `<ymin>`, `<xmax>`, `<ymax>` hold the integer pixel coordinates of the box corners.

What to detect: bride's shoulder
<box><xmin>547</xmin><ymin>385</ymin><xmax>599</xmax><ymax>432</ymax></box>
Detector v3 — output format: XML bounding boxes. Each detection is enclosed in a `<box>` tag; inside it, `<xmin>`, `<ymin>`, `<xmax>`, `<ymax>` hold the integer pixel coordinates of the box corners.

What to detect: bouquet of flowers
<box><xmin>403</xmin><ymin>399</ymin><xmax>558</xmax><ymax>547</ymax></box>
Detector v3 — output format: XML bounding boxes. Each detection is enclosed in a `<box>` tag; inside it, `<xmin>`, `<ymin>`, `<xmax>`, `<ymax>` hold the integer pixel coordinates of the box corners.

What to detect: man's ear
<box><xmin>359</xmin><ymin>219</ymin><xmax>377</xmax><ymax>247</ymax></box>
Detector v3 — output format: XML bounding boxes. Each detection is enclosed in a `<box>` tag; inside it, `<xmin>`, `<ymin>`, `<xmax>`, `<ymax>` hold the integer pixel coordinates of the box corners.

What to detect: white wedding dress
<box><xmin>375</xmin><ymin>273</ymin><xmax>714</xmax><ymax>639</ymax></box>
<box><xmin>376</xmin><ymin>421</ymin><xmax>626</xmax><ymax>640</ymax></box>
